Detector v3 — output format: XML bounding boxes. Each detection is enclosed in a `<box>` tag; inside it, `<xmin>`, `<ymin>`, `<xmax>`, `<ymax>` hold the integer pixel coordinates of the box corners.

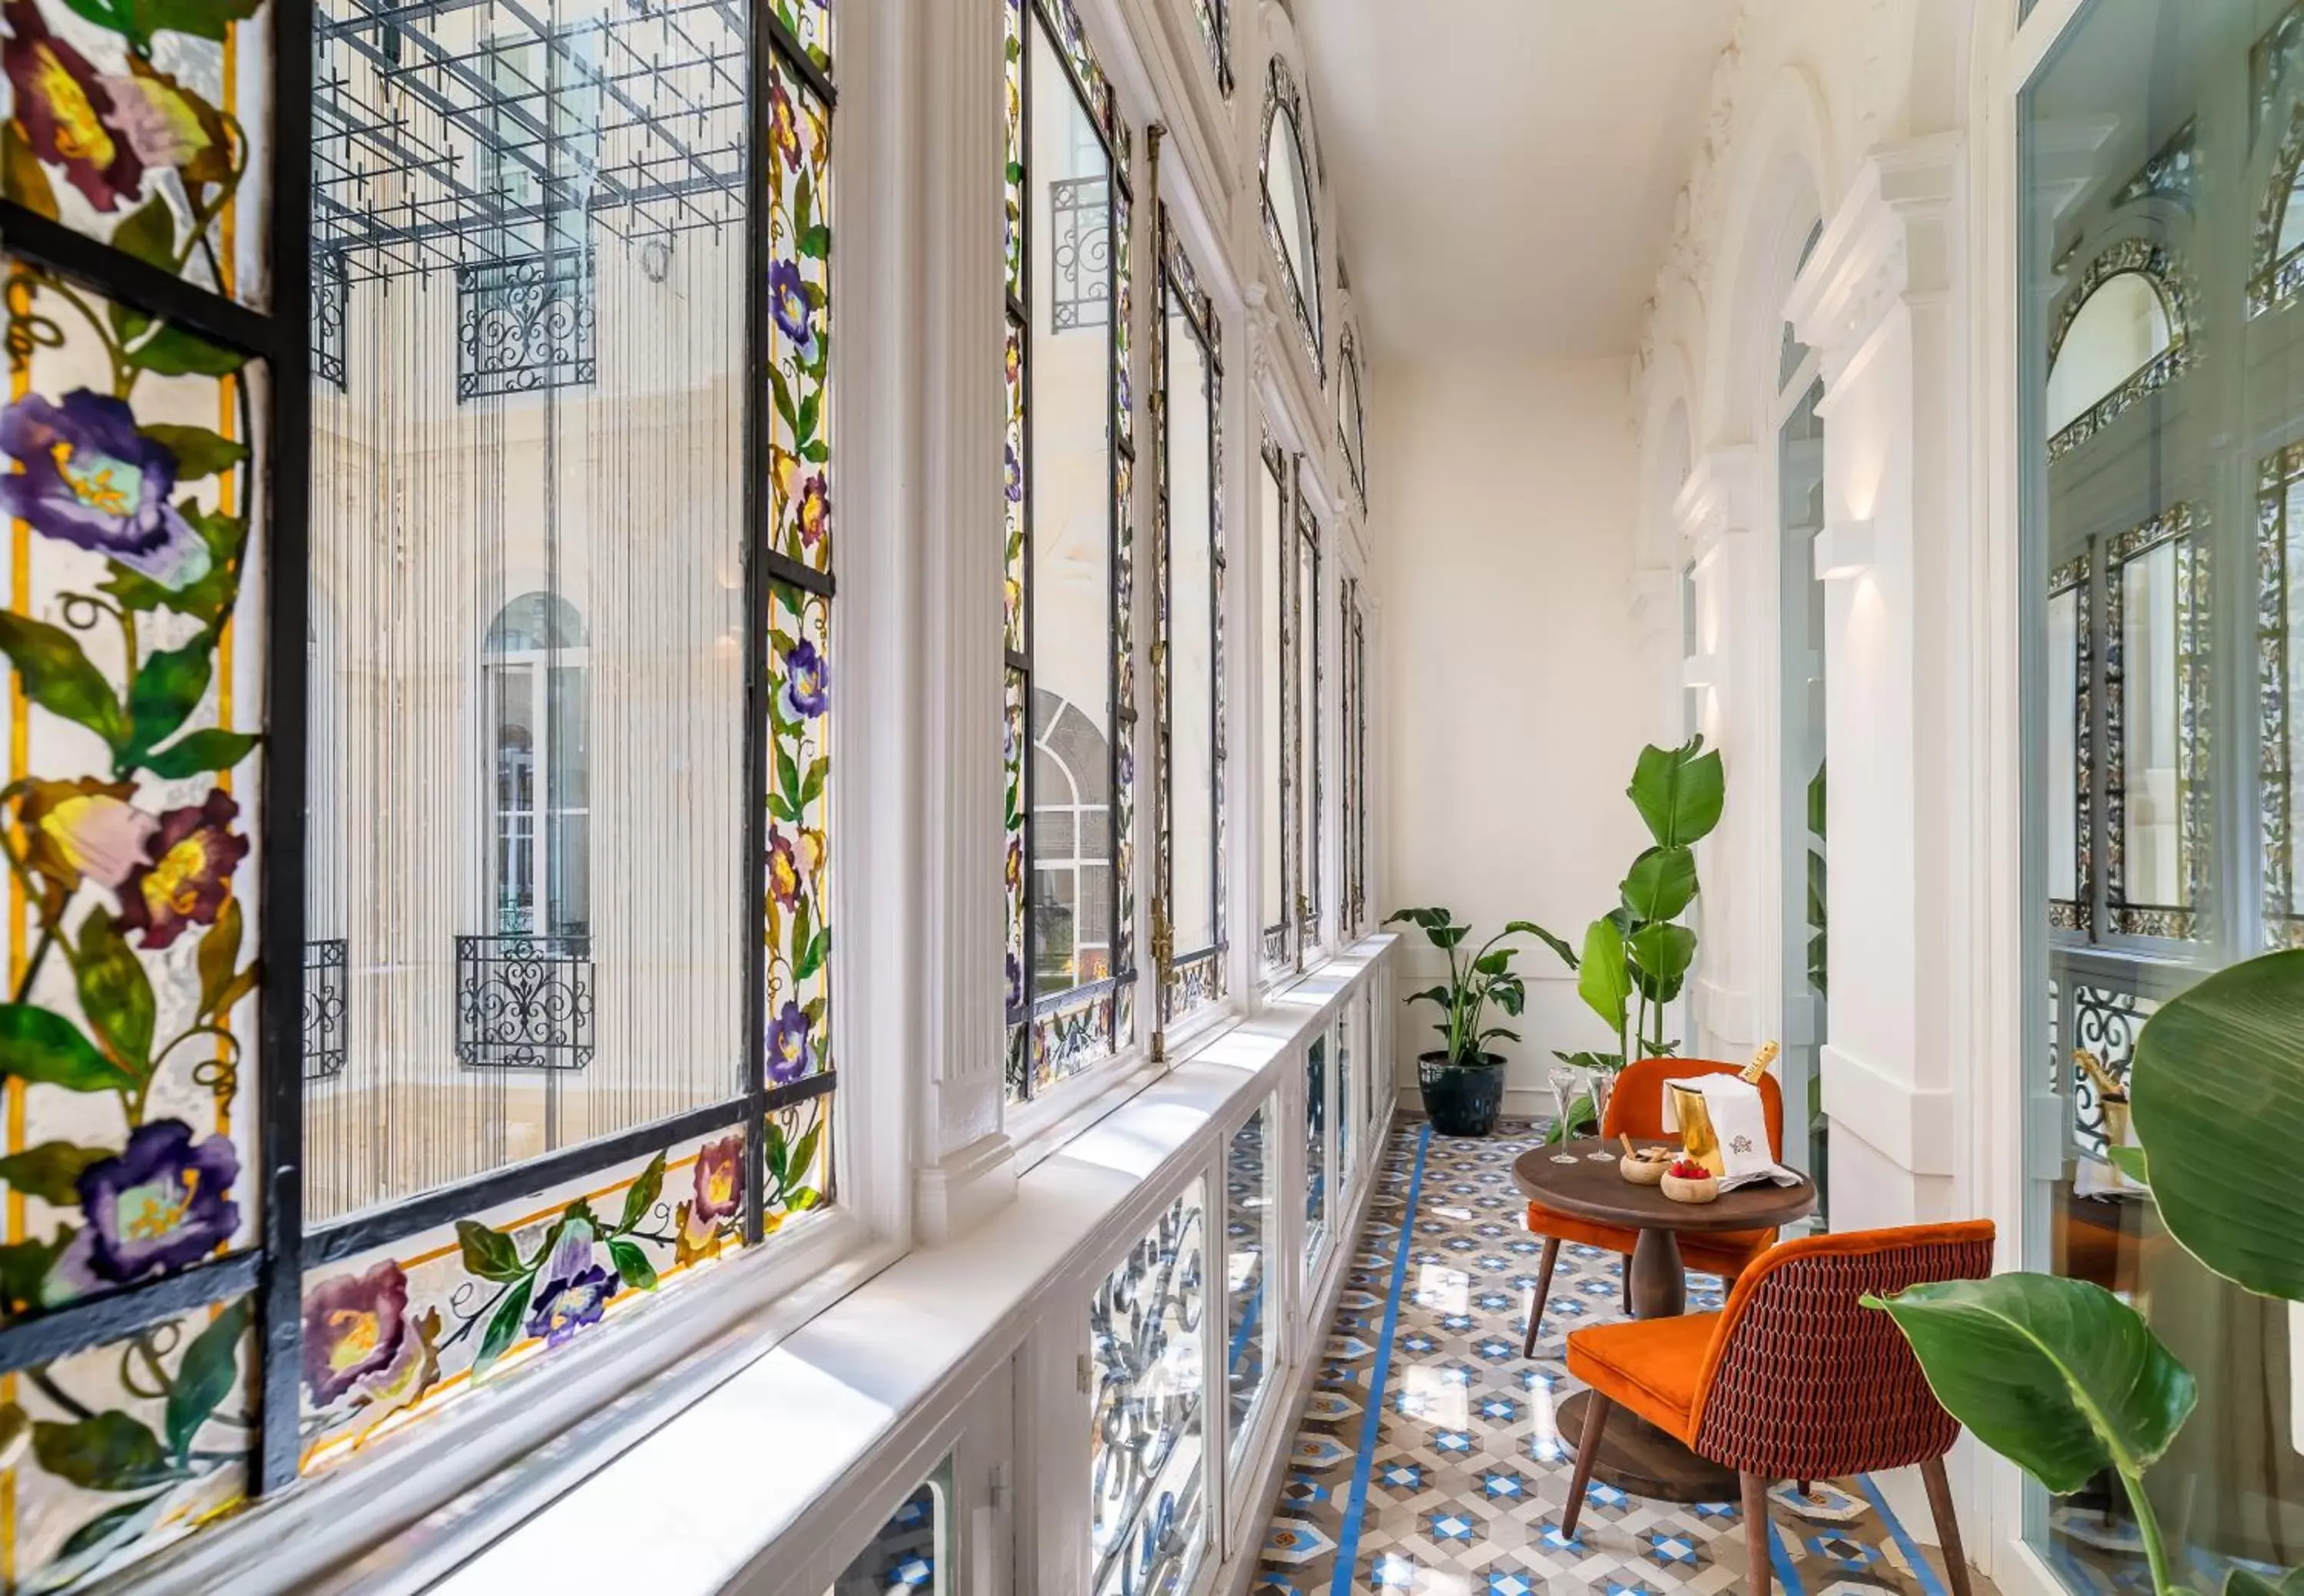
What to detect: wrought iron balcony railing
<box><xmin>303</xmin><ymin>938</ymin><xmax>348</xmax><ymax>1081</ymax></box>
<box><xmin>455</xmin><ymin>934</ymin><xmax>596</xmax><ymax>1071</ymax></box>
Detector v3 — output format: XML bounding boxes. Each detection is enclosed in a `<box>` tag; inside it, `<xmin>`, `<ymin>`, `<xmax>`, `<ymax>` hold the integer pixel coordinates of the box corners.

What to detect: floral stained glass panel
<box><xmin>1005</xmin><ymin>668</ymin><xmax>1028</xmax><ymax>1015</ymax></box>
<box><xmin>299</xmin><ymin>1128</ymin><xmax>752</xmax><ymax>1472</ymax></box>
<box><xmin>769</xmin><ymin>0</ymin><xmax>831</xmax><ymax>71</ymax></box>
<box><xmin>1003</xmin><ymin>0</ymin><xmax>1025</xmax><ymax>303</ymax></box>
<box><xmin>2</xmin><ymin>0</ymin><xmax>273</xmax><ymax>310</ymax></box>
<box><xmin>766</xmin><ymin>579</ymin><xmax>831</xmax><ymax>1088</ymax></box>
<box><xmin>0</xmin><ymin>261</ymin><xmax>266</xmax><ymax>1316</ymax></box>
<box><xmin>11</xmin><ymin>1297</ymin><xmax>255</xmax><ymax>1588</ymax></box>
<box><xmin>767</xmin><ymin>56</ymin><xmax>833</xmax><ymax>575</ymax></box>
<box><xmin>1005</xmin><ymin>321</ymin><xmax>1026</xmax><ymax>654</ymax></box>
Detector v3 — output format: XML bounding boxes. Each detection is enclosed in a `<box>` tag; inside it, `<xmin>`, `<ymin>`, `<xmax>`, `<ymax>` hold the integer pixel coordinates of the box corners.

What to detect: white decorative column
<box><xmin>1786</xmin><ymin>136</ymin><xmax>1971</xmax><ymax>1233</ymax></box>
<box><xmin>907</xmin><ymin>0</ymin><xmax>1017</xmax><ymax>1243</ymax></box>
<box><xmin>1672</xmin><ymin>448</ymin><xmax>1764</xmax><ymax>1062</ymax></box>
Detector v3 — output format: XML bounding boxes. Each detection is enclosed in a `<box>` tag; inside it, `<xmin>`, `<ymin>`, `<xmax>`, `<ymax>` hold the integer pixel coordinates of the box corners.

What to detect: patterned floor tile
<box><xmin>1252</xmin><ymin>1118</ymin><xmax>1997</xmax><ymax>1596</ymax></box>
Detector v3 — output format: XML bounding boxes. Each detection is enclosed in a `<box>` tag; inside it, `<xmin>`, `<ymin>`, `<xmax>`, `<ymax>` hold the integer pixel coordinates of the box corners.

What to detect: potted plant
<box><xmin>1384</xmin><ymin>907</ymin><xmax>1543</xmax><ymax>1137</ymax></box>
<box><xmin>1869</xmin><ymin>949</ymin><xmax>2304</xmax><ymax>1596</ymax></box>
<box><xmin>1528</xmin><ymin>737</ymin><xmax>1727</xmax><ymax>1141</ymax></box>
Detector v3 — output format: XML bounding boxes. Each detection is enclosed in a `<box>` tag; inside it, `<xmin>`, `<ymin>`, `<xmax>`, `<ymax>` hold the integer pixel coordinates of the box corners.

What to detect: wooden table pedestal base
<box><xmin>1555</xmin><ymin>1389</ymin><xmax>1739</xmax><ymax>1505</ymax></box>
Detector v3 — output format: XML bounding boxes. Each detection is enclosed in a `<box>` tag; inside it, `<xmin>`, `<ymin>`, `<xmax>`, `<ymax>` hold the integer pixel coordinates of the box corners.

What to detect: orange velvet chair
<box><xmin>1521</xmin><ymin>1058</ymin><xmax>1786</xmax><ymax>1355</ymax></box>
<box><xmin>1561</xmin><ymin>1221</ymin><xmax>1995</xmax><ymax>1596</ymax></box>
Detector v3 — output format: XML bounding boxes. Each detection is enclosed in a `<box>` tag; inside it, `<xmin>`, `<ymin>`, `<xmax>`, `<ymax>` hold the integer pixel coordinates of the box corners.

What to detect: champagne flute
<box><xmin>1545</xmin><ymin>1066</ymin><xmax>1582</xmax><ymax>1163</ymax></box>
<box><xmin>1586</xmin><ymin>1069</ymin><xmax>1617</xmax><ymax>1159</ymax></box>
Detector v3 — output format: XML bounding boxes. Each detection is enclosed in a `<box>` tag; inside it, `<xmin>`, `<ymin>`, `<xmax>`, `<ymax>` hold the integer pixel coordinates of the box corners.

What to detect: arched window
<box><xmin>1003</xmin><ymin>0</ymin><xmax>1138</xmax><ymax>1099</ymax></box>
<box><xmin>1193</xmin><ymin>0</ymin><xmax>1230</xmax><ymax>94</ymax></box>
<box><xmin>1262</xmin><ymin>54</ymin><xmax>1323</xmax><ymax>379</ymax></box>
<box><xmin>483</xmin><ymin>592</ymin><xmax>589</xmax><ymax>939</ymax></box>
<box><xmin>2044</xmin><ymin>243</ymin><xmax>2187</xmax><ymax>456</ymax></box>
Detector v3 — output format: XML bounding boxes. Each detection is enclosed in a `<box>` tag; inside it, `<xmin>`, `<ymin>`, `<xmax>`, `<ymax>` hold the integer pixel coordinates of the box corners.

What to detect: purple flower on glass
<box><xmin>2</xmin><ymin>0</ymin><xmax>146</xmax><ymax>211</ymax></box>
<box><xmin>77</xmin><ymin>1120</ymin><xmax>240</xmax><ymax>1283</ymax></box>
<box><xmin>0</xmin><ymin>391</ymin><xmax>211</xmax><ymax>591</ymax></box>
<box><xmin>768</xmin><ymin>1000</ymin><xmax>814</xmax><ymax>1084</ymax></box>
<box><xmin>1005</xmin><ymin>442</ymin><xmax>1022</xmax><ymax>504</ymax></box>
<box><xmin>526</xmin><ymin>1264</ymin><xmax>618</xmax><ymax>1346</ymax></box>
<box><xmin>525</xmin><ymin>1219</ymin><xmax>618</xmax><ymax>1347</ymax></box>
<box><xmin>782</xmin><ymin>639</ymin><xmax>827</xmax><ymax>720</ymax></box>
<box><xmin>1005</xmin><ymin>952</ymin><xmax>1024</xmax><ymax>1010</ymax></box>
<box><xmin>767</xmin><ymin>829</ymin><xmax>803</xmax><ymax>909</ymax></box>
<box><xmin>303</xmin><ymin>1260</ymin><xmax>409</xmax><ymax>1407</ymax></box>
<box><xmin>119</xmin><ymin>789</ymin><xmax>249</xmax><ymax>949</ymax></box>
<box><xmin>769</xmin><ymin>261</ymin><xmax>819</xmax><ymax>363</ymax></box>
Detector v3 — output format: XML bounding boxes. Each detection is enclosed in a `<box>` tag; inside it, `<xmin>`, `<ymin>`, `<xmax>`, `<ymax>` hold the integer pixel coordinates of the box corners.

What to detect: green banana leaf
<box><xmin>2130</xmin><ymin>948</ymin><xmax>2304</xmax><ymax>1302</ymax></box>
<box><xmin>1865</xmin><ymin>1273</ymin><xmax>2195</xmax><ymax>1495</ymax></box>
<box><xmin>1622</xmin><ymin>846</ymin><xmax>1698</xmax><ymax>922</ymax></box>
<box><xmin>1577</xmin><ymin>916</ymin><xmax>1630</xmax><ymax>1034</ymax></box>
<box><xmin>1628</xmin><ymin>737</ymin><xmax>1725</xmax><ymax>849</ymax></box>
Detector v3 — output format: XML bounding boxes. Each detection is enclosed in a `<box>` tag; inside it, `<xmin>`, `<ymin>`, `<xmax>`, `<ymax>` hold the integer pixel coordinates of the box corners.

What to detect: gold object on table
<box><xmin>1670</xmin><ymin>1041</ymin><xmax>1779</xmax><ymax>1177</ymax></box>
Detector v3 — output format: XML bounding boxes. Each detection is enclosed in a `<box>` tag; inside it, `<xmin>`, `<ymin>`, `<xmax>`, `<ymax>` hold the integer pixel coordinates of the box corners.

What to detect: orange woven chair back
<box><xmin>1689</xmin><ymin>1220</ymin><xmax>1996</xmax><ymax>1478</ymax></box>
<box><xmin>1600</xmin><ymin>1058</ymin><xmax>1785</xmax><ymax>1156</ymax></box>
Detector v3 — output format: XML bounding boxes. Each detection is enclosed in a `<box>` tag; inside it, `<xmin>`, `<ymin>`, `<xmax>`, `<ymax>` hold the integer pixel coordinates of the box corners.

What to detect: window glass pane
<box><xmin>2048</xmin><ymin>586</ymin><xmax>2081</xmax><ymax>905</ymax></box>
<box><xmin>1303</xmin><ymin>1032</ymin><xmax>1326</xmax><ymax>1272</ymax></box>
<box><xmin>304</xmin><ymin>0</ymin><xmax>751</xmax><ymax>1220</ymax></box>
<box><xmin>1224</xmin><ymin>1101</ymin><xmax>1275</xmax><ymax>1468</ymax></box>
<box><xmin>1265</xmin><ymin>111</ymin><xmax>1316</xmax><ymax>328</ymax></box>
<box><xmin>1296</xmin><ymin>525</ymin><xmax>1319</xmax><ymax>930</ymax></box>
<box><xmin>1260</xmin><ymin>454</ymin><xmax>1287</xmax><ymax>958</ymax></box>
<box><xmin>2046</xmin><ymin>273</ymin><xmax>2171</xmax><ymax>436</ymax></box>
<box><xmin>2120</xmin><ymin>538</ymin><xmax>2184</xmax><ymax>910</ymax></box>
<box><xmin>2022</xmin><ymin>4</ymin><xmax>2293</xmax><ymax>1583</ymax></box>
<box><xmin>1026</xmin><ymin>18</ymin><xmax>1114</xmax><ymax>1001</ymax></box>
<box><xmin>1091</xmin><ymin>1185</ymin><xmax>1208</xmax><ymax>1595</ymax></box>
<box><xmin>829</xmin><ymin>1467</ymin><xmax>944</xmax><ymax>1595</ymax></box>
<box><xmin>1168</xmin><ymin>296</ymin><xmax>1217</xmax><ymax>956</ymax></box>
<box><xmin>2</xmin><ymin>0</ymin><xmax>273</xmax><ymax>310</ymax></box>
<box><xmin>1336</xmin><ymin>1012</ymin><xmax>1353</xmax><ymax>1196</ymax></box>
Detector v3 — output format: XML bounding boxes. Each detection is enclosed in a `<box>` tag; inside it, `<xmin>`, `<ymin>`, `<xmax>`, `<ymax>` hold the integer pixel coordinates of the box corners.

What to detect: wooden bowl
<box><xmin>1620</xmin><ymin>1151</ymin><xmax>1670</xmax><ymax>1186</ymax></box>
<box><xmin>1661</xmin><ymin>1171</ymin><xmax>1720</xmax><ymax>1204</ymax></box>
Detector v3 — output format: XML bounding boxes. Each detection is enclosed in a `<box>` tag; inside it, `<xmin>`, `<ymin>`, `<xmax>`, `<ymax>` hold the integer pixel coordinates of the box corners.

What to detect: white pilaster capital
<box><xmin>1786</xmin><ymin>133</ymin><xmax>1965</xmax><ymax>373</ymax></box>
<box><xmin>1673</xmin><ymin>445</ymin><xmax>1757</xmax><ymax>559</ymax></box>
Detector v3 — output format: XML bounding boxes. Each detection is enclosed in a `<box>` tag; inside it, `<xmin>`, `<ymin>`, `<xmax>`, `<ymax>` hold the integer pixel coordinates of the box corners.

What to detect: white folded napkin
<box><xmin>1660</xmin><ymin>1075</ymin><xmax>1803</xmax><ymax>1190</ymax></box>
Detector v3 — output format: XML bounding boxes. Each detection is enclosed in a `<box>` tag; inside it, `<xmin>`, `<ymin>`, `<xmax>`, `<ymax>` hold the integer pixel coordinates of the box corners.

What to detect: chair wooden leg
<box><xmin>1921</xmin><ymin>1455</ymin><xmax>1975</xmax><ymax>1596</ymax></box>
<box><xmin>1796</xmin><ymin>1480</ymin><xmax>1810</xmax><ymax>1497</ymax></box>
<box><xmin>1523</xmin><ymin>1237</ymin><xmax>1561</xmax><ymax>1356</ymax></box>
<box><xmin>1742</xmin><ymin>1472</ymin><xmax>1773</xmax><ymax>1594</ymax></box>
<box><xmin>1561</xmin><ymin>1392</ymin><xmax>1612</xmax><ymax>1539</ymax></box>
<box><xmin>1620</xmin><ymin>1260</ymin><xmax>1632</xmax><ymax>1316</ymax></box>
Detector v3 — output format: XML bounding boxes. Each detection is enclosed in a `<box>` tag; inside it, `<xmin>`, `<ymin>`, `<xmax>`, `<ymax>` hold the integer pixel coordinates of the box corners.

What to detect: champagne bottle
<box><xmin>1739</xmin><ymin>1041</ymin><xmax>1780</xmax><ymax>1084</ymax></box>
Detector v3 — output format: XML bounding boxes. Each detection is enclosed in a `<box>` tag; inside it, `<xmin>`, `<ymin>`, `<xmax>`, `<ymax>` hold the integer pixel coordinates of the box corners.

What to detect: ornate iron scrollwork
<box><xmin>1049</xmin><ymin>176</ymin><xmax>1111</xmax><ymax>332</ymax></box>
<box><xmin>457</xmin><ymin>250</ymin><xmax>598</xmax><ymax>402</ymax></box>
<box><xmin>303</xmin><ymin>939</ymin><xmax>349</xmax><ymax>1081</ymax></box>
<box><xmin>454</xmin><ymin>934</ymin><xmax>596</xmax><ymax>1069</ymax></box>
<box><xmin>1089</xmin><ymin>1193</ymin><xmax>1207</xmax><ymax>1591</ymax></box>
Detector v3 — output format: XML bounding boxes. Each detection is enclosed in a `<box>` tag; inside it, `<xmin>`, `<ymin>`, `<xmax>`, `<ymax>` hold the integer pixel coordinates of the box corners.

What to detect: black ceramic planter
<box><xmin>1418</xmin><ymin>1051</ymin><xmax>1507</xmax><ymax>1137</ymax></box>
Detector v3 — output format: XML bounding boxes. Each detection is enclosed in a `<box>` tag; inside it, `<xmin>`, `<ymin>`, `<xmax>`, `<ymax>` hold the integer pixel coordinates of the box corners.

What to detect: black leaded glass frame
<box><xmin>1005</xmin><ymin>0</ymin><xmax>1139</xmax><ymax>1100</ymax></box>
<box><xmin>1260</xmin><ymin>436</ymin><xmax>1298</xmax><ymax>978</ymax></box>
<box><xmin>1260</xmin><ymin>53</ymin><xmax>1323</xmax><ymax>384</ymax></box>
<box><xmin>1154</xmin><ymin>194</ymin><xmax>1226</xmax><ymax>1028</ymax></box>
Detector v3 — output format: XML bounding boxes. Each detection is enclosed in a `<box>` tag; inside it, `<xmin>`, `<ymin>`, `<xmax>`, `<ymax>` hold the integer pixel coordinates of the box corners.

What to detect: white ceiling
<box><xmin>1292</xmin><ymin>0</ymin><xmax>1741</xmax><ymax>364</ymax></box>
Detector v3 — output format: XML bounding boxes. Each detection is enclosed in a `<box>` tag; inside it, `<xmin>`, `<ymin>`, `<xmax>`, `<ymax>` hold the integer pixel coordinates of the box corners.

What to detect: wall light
<box><xmin>1812</xmin><ymin>517</ymin><xmax>1875</xmax><ymax>582</ymax></box>
<box><xmin>1680</xmin><ymin>653</ymin><xmax>1716</xmax><ymax>689</ymax></box>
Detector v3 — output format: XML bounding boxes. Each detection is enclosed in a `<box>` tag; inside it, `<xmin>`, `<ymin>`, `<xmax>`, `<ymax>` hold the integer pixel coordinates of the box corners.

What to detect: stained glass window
<box><xmin>1260</xmin><ymin>55</ymin><xmax>1322</xmax><ymax>380</ymax></box>
<box><xmin>1089</xmin><ymin>1184</ymin><xmax>1207</xmax><ymax>1595</ymax></box>
<box><xmin>1193</xmin><ymin>0</ymin><xmax>1229</xmax><ymax>94</ymax></box>
<box><xmin>1156</xmin><ymin>212</ymin><xmax>1224</xmax><ymax>1028</ymax></box>
<box><xmin>2</xmin><ymin>0</ymin><xmax>275</xmax><ymax>1578</ymax></box>
<box><xmin>1295</xmin><ymin>485</ymin><xmax>1322</xmax><ymax>947</ymax></box>
<box><xmin>1337</xmin><ymin>325</ymin><xmax>1366</xmax><ymax>507</ymax></box>
<box><xmin>2045</xmin><ymin>247</ymin><xmax>2189</xmax><ymax>459</ymax></box>
<box><xmin>1259</xmin><ymin>442</ymin><xmax>1293</xmax><ymax>977</ymax></box>
<box><xmin>1005</xmin><ymin>0</ymin><xmax>1137</xmax><ymax>1102</ymax></box>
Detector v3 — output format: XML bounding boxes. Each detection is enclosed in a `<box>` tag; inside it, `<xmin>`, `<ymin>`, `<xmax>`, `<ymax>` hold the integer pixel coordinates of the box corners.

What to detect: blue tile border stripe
<box><xmin>1327</xmin><ymin>1124</ymin><xmax>1429</xmax><ymax>1596</ymax></box>
<box><xmin>1858</xmin><ymin>1472</ymin><xmax>1950</xmax><ymax>1596</ymax></box>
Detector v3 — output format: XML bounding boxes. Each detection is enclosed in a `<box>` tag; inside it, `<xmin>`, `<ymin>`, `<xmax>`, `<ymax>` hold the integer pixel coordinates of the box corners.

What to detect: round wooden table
<box><xmin>1512</xmin><ymin>1137</ymin><xmax>1816</xmax><ymax>1502</ymax></box>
